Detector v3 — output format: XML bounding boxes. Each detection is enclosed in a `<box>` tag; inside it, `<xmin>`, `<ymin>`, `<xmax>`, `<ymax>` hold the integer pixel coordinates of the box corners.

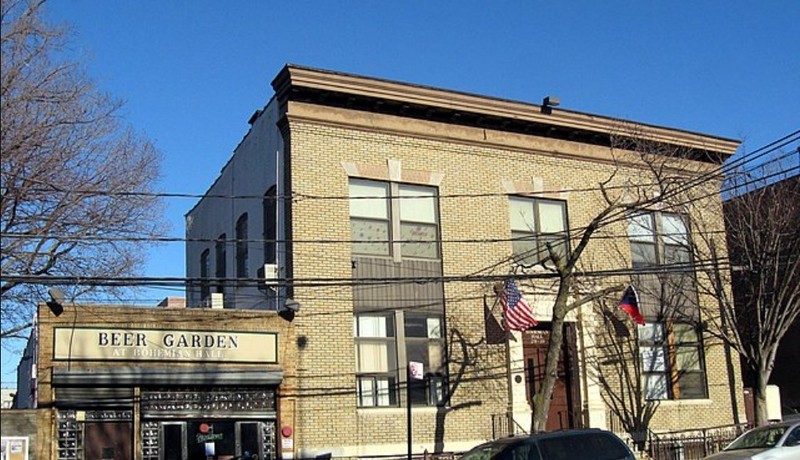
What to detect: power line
<box><xmin>3</xmin><ymin>153</ymin><xmax>795</xmax><ymax>246</ymax></box>
<box><xmin>1</xmin><ymin>257</ymin><xmax>741</xmax><ymax>288</ymax></box>
<box><xmin>5</xmin><ymin>131</ymin><xmax>797</xmax><ymax>203</ymax></box>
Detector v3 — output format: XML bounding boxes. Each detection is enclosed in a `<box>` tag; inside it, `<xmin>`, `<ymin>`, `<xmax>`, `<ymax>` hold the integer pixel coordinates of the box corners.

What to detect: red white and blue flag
<box><xmin>498</xmin><ymin>279</ymin><xmax>539</xmax><ymax>331</ymax></box>
<box><xmin>620</xmin><ymin>285</ymin><xmax>646</xmax><ymax>325</ymax></box>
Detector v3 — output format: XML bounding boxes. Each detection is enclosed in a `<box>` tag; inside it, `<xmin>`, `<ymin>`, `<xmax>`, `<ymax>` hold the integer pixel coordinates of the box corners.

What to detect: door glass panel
<box><xmin>238</xmin><ymin>422</ymin><xmax>262</xmax><ymax>459</ymax></box>
<box><xmin>162</xmin><ymin>423</ymin><xmax>185</xmax><ymax>460</ymax></box>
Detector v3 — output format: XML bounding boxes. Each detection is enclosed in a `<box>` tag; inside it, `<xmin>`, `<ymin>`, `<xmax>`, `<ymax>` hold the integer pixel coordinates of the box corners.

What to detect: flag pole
<box><xmin>407</xmin><ymin>363</ymin><xmax>412</xmax><ymax>460</ymax></box>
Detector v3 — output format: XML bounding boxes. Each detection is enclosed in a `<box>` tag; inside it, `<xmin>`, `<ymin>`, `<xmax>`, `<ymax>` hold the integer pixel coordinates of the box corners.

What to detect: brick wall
<box><xmin>283</xmin><ymin>101</ymin><xmax>743</xmax><ymax>455</ymax></box>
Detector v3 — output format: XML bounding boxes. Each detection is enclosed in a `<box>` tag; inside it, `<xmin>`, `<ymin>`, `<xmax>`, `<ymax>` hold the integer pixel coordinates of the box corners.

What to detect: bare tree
<box><xmin>588</xmin><ymin>300</ymin><xmax>659</xmax><ymax>451</ymax></box>
<box><xmin>521</xmin><ymin>131</ymin><xmax>726</xmax><ymax>433</ymax></box>
<box><xmin>1</xmin><ymin>0</ymin><xmax>165</xmax><ymax>340</ymax></box>
<box><xmin>691</xmin><ymin>171</ymin><xmax>799</xmax><ymax>426</ymax></box>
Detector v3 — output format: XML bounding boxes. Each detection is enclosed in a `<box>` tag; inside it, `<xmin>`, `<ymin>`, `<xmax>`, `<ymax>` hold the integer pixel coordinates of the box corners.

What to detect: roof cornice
<box><xmin>272</xmin><ymin>64</ymin><xmax>740</xmax><ymax>160</ymax></box>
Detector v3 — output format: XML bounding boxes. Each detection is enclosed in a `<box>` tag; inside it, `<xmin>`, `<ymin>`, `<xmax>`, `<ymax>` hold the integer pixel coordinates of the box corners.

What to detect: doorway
<box><xmin>522</xmin><ymin>324</ymin><xmax>579</xmax><ymax>431</ymax></box>
<box><xmin>144</xmin><ymin>420</ymin><xmax>274</xmax><ymax>460</ymax></box>
<box><xmin>84</xmin><ymin>422</ymin><xmax>132</xmax><ymax>460</ymax></box>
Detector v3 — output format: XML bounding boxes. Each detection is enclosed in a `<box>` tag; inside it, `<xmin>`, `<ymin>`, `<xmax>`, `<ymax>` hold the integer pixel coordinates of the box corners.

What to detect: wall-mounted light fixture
<box><xmin>279</xmin><ymin>298</ymin><xmax>301</xmax><ymax>321</ymax></box>
<box><xmin>47</xmin><ymin>287</ymin><xmax>66</xmax><ymax>316</ymax></box>
<box><xmin>541</xmin><ymin>96</ymin><xmax>560</xmax><ymax>114</ymax></box>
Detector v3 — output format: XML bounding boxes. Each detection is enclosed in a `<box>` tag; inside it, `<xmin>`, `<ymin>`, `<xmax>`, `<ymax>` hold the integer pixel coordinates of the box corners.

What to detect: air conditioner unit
<box><xmin>258</xmin><ymin>263</ymin><xmax>279</xmax><ymax>279</ymax></box>
<box><xmin>257</xmin><ymin>264</ymin><xmax>280</xmax><ymax>291</ymax></box>
<box><xmin>200</xmin><ymin>292</ymin><xmax>224</xmax><ymax>309</ymax></box>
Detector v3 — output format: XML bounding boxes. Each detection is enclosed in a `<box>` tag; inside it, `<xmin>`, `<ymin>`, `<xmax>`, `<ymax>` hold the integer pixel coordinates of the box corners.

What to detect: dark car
<box><xmin>460</xmin><ymin>429</ymin><xmax>636</xmax><ymax>460</ymax></box>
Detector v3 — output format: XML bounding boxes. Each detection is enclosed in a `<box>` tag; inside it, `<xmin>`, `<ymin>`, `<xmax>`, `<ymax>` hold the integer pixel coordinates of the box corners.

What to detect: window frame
<box><xmin>628</xmin><ymin>210</ymin><xmax>708</xmax><ymax>400</ymax></box>
<box><xmin>349</xmin><ymin>179</ymin><xmax>440</xmax><ymax>261</ymax></box>
<box><xmin>199</xmin><ymin>249</ymin><xmax>210</xmax><ymax>301</ymax></box>
<box><xmin>354</xmin><ymin>313</ymin><xmax>398</xmax><ymax>407</ymax></box>
<box><xmin>509</xmin><ymin>196</ymin><xmax>570</xmax><ymax>267</ymax></box>
<box><xmin>235</xmin><ymin>213</ymin><xmax>249</xmax><ymax>279</ymax></box>
<box><xmin>354</xmin><ymin>311</ymin><xmax>447</xmax><ymax>408</ymax></box>
<box><xmin>215</xmin><ymin>233</ymin><xmax>226</xmax><ymax>293</ymax></box>
<box><xmin>263</xmin><ymin>186</ymin><xmax>277</xmax><ymax>264</ymax></box>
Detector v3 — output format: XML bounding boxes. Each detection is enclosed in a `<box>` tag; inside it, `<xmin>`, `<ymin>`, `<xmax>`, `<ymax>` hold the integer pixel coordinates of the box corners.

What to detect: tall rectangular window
<box><xmin>350</xmin><ymin>178</ymin><xmax>445</xmax><ymax>407</ymax></box>
<box><xmin>628</xmin><ymin>211</ymin><xmax>707</xmax><ymax>400</ymax></box>
<box><xmin>200</xmin><ymin>249</ymin><xmax>210</xmax><ymax>300</ymax></box>
<box><xmin>349</xmin><ymin>179</ymin><xmax>439</xmax><ymax>260</ymax></box>
<box><xmin>263</xmin><ymin>186</ymin><xmax>277</xmax><ymax>264</ymax></box>
<box><xmin>354</xmin><ymin>314</ymin><xmax>398</xmax><ymax>407</ymax></box>
<box><xmin>350</xmin><ymin>180</ymin><xmax>391</xmax><ymax>256</ymax></box>
<box><xmin>354</xmin><ymin>312</ymin><xmax>446</xmax><ymax>408</ymax></box>
<box><xmin>405</xmin><ymin>314</ymin><xmax>446</xmax><ymax>406</ymax></box>
<box><xmin>236</xmin><ymin>213</ymin><xmax>249</xmax><ymax>278</ymax></box>
<box><xmin>509</xmin><ymin>197</ymin><xmax>568</xmax><ymax>266</ymax></box>
<box><xmin>215</xmin><ymin>234</ymin><xmax>226</xmax><ymax>293</ymax></box>
<box><xmin>399</xmin><ymin>185</ymin><xmax>439</xmax><ymax>259</ymax></box>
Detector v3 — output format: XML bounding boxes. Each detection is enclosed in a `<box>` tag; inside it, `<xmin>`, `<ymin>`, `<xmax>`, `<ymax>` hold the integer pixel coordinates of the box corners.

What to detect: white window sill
<box><xmin>356</xmin><ymin>406</ymin><xmax>442</xmax><ymax>415</ymax></box>
<box><xmin>649</xmin><ymin>398</ymin><xmax>713</xmax><ymax>407</ymax></box>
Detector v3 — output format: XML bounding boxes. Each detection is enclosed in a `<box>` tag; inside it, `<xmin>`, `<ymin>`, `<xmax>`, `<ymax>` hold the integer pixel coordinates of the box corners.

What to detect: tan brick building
<box><xmin>19</xmin><ymin>65</ymin><xmax>745</xmax><ymax>459</ymax></box>
<box><xmin>21</xmin><ymin>303</ymin><xmax>295</xmax><ymax>460</ymax></box>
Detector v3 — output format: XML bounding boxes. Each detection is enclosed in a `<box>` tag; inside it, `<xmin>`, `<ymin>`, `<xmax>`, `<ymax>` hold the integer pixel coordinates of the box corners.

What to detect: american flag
<box><xmin>498</xmin><ymin>279</ymin><xmax>539</xmax><ymax>331</ymax></box>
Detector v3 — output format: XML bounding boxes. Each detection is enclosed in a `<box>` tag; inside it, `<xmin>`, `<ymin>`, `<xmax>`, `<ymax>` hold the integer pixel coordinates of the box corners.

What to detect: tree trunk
<box><xmin>531</xmin><ymin>277</ymin><xmax>572</xmax><ymax>433</ymax></box>
<box><xmin>753</xmin><ymin>368</ymin><xmax>770</xmax><ymax>426</ymax></box>
<box><xmin>532</xmin><ymin>313</ymin><xmax>566</xmax><ymax>432</ymax></box>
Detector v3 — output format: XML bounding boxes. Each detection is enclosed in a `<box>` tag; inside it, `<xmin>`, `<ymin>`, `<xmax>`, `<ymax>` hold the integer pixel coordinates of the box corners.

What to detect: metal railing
<box><xmin>491</xmin><ymin>412</ymin><xmax>529</xmax><ymax>439</ymax></box>
<box><xmin>644</xmin><ymin>423</ymin><xmax>749</xmax><ymax>460</ymax></box>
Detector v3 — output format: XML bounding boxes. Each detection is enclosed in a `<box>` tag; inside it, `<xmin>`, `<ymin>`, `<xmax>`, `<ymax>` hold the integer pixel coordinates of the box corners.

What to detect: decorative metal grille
<box><xmin>141</xmin><ymin>388</ymin><xmax>275</xmax><ymax>413</ymax></box>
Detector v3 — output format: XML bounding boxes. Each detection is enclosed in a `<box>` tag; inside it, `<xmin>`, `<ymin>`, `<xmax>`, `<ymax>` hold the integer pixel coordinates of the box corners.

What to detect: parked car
<box><xmin>459</xmin><ymin>429</ymin><xmax>636</xmax><ymax>460</ymax></box>
<box><xmin>703</xmin><ymin>420</ymin><xmax>800</xmax><ymax>459</ymax></box>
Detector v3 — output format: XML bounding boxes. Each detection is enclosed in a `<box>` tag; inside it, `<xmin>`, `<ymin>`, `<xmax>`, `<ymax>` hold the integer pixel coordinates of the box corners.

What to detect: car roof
<box><xmin>497</xmin><ymin>429</ymin><xmax>623</xmax><ymax>443</ymax></box>
<box><xmin>532</xmin><ymin>429</ymin><xmax>617</xmax><ymax>439</ymax></box>
<box><xmin>753</xmin><ymin>420</ymin><xmax>800</xmax><ymax>429</ymax></box>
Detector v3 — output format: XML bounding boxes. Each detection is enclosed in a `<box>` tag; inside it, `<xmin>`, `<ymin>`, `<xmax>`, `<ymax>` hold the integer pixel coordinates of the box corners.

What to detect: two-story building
<box><xmin>183</xmin><ymin>65</ymin><xmax>745</xmax><ymax>458</ymax></box>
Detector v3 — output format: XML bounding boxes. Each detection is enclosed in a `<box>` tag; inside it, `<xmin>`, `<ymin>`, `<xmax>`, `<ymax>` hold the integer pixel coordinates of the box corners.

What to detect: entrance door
<box><xmin>154</xmin><ymin>420</ymin><xmax>274</xmax><ymax>459</ymax></box>
<box><xmin>84</xmin><ymin>422</ymin><xmax>132</xmax><ymax>460</ymax></box>
<box><xmin>523</xmin><ymin>327</ymin><xmax>576</xmax><ymax>431</ymax></box>
<box><xmin>162</xmin><ymin>422</ymin><xmax>187</xmax><ymax>460</ymax></box>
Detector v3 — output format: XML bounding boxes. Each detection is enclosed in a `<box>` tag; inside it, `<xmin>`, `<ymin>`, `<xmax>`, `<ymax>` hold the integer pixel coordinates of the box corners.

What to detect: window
<box><xmin>628</xmin><ymin>211</ymin><xmax>707</xmax><ymax>400</ymax></box>
<box><xmin>354</xmin><ymin>314</ymin><xmax>398</xmax><ymax>407</ymax></box>
<box><xmin>354</xmin><ymin>312</ymin><xmax>446</xmax><ymax>408</ymax></box>
<box><xmin>509</xmin><ymin>197</ymin><xmax>568</xmax><ymax>266</ymax></box>
<box><xmin>236</xmin><ymin>213</ymin><xmax>249</xmax><ymax>278</ymax></box>
<box><xmin>405</xmin><ymin>314</ymin><xmax>446</xmax><ymax>406</ymax></box>
<box><xmin>263</xmin><ymin>186</ymin><xmax>276</xmax><ymax>264</ymax></box>
<box><xmin>349</xmin><ymin>179</ymin><xmax>439</xmax><ymax>259</ymax></box>
<box><xmin>200</xmin><ymin>249</ymin><xmax>210</xmax><ymax>300</ymax></box>
<box><xmin>639</xmin><ymin>322</ymin><xmax>707</xmax><ymax>399</ymax></box>
<box><xmin>215</xmin><ymin>234</ymin><xmax>226</xmax><ymax>293</ymax></box>
<box><xmin>349</xmin><ymin>178</ymin><xmax>445</xmax><ymax>407</ymax></box>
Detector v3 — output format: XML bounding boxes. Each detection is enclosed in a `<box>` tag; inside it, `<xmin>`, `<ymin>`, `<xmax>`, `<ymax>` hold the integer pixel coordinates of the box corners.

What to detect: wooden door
<box><xmin>523</xmin><ymin>327</ymin><xmax>576</xmax><ymax>431</ymax></box>
<box><xmin>83</xmin><ymin>422</ymin><xmax>132</xmax><ymax>460</ymax></box>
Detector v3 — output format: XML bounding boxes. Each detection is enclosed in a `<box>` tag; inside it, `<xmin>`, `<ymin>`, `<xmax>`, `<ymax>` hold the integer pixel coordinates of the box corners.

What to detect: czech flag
<box><xmin>620</xmin><ymin>285</ymin><xmax>646</xmax><ymax>325</ymax></box>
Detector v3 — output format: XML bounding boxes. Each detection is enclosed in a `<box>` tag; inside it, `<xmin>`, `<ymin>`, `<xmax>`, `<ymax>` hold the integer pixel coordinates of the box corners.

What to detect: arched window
<box><xmin>263</xmin><ymin>186</ymin><xmax>277</xmax><ymax>264</ymax></box>
<box><xmin>215</xmin><ymin>233</ymin><xmax>226</xmax><ymax>293</ymax></box>
<box><xmin>200</xmin><ymin>249</ymin><xmax>210</xmax><ymax>300</ymax></box>
<box><xmin>236</xmin><ymin>213</ymin><xmax>249</xmax><ymax>278</ymax></box>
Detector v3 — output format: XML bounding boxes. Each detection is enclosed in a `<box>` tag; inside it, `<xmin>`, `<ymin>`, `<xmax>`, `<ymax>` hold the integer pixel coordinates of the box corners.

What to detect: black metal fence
<box><xmin>644</xmin><ymin>424</ymin><xmax>749</xmax><ymax>460</ymax></box>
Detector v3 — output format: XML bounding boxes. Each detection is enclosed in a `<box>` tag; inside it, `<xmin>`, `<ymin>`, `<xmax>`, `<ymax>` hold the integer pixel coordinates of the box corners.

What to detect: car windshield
<box><xmin>460</xmin><ymin>439</ymin><xmax>517</xmax><ymax>460</ymax></box>
<box><xmin>726</xmin><ymin>425</ymin><xmax>788</xmax><ymax>450</ymax></box>
<box><xmin>538</xmin><ymin>433</ymin><xmax>632</xmax><ymax>460</ymax></box>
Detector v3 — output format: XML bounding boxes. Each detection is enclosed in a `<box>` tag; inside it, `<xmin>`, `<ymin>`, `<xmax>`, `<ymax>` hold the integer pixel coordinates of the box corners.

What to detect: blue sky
<box><xmin>2</xmin><ymin>1</ymin><xmax>798</xmax><ymax>386</ymax></box>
